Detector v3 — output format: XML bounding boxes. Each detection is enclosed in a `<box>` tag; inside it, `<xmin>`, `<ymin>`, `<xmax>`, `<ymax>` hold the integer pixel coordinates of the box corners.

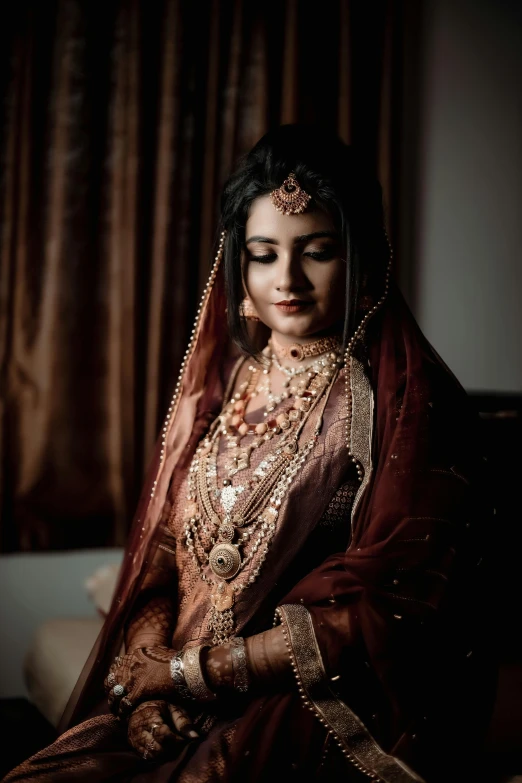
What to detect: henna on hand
<box><xmin>126</xmin><ymin>595</ymin><xmax>175</xmax><ymax>651</ymax></box>
<box><xmin>105</xmin><ymin>647</ymin><xmax>176</xmax><ymax>717</ymax></box>
<box><xmin>124</xmin><ymin>524</ymin><xmax>177</xmax><ymax>652</ymax></box>
<box><xmin>128</xmin><ymin>700</ymin><xmax>199</xmax><ymax>761</ymax></box>
<box><xmin>106</xmin><ymin>625</ymin><xmax>292</xmax><ymax>720</ymax></box>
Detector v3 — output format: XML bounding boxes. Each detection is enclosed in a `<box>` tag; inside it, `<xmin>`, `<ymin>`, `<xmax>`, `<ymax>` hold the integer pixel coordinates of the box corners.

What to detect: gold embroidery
<box><xmin>318</xmin><ymin>481</ymin><xmax>357</xmax><ymax>530</ymax></box>
<box><xmin>158</xmin><ymin>543</ymin><xmax>176</xmax><ymax>556</ymax></box>
<box><xmin>350</xmin><ymin>355</ymin><xmax>374</xmax><ymax>524</ymax></box>
<box><xmin>275</xmin><ymin>604</ymin><xmax>425</xmax><ymax>783</ymax></box>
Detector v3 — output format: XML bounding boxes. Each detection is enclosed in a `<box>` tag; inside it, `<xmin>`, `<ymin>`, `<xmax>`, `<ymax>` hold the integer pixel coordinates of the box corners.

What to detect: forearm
<box><xmin>125</xmin><ymin>594</ymin><xmax>175</xmax><ymax>651</ymax></box>
<box><xmin>124</xmin><ymin>525</ymin><xmax>177</xmax><ymax>652</ymax></box>
<box><xmin>203</xmin><ymin>626</ymin><xmax>293</xmax><ymax>693</ymax></box>
<box><xmin>107</xmin><ymin>626</ymin><xmax>292</xmax><ymax>718</ymax></box>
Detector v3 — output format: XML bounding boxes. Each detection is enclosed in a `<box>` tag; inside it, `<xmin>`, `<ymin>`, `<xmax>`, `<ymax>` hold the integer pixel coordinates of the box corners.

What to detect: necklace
<box><xmin>269</xmin><ymin>333</ymin><xmax>342</xmax><ymax>362</ymax></box>
<box><xmin>220</xmin><ymin>351</ymin><xmax>341</xmax><ymax>477</ymax></box>
<box><xmin>183</xmin><ymin>343</ymin><xmax>344</xmax><ymax>644</ymax></box>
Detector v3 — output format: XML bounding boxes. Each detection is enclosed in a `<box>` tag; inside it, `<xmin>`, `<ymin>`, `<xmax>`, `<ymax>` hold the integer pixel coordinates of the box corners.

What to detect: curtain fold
<box><xmin>0</xmin><ymin>0</ymin><xmax>409</xmax><ymax>552</ymax></box>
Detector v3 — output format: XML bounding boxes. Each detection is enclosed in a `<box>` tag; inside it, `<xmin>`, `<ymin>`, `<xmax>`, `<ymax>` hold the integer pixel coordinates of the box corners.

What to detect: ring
<box><xmin>113</xmin><ymin>684</ymin><xmax>125</xmax><ymax>697</ymax></box>
<box><xmin>114</xmin><ymin>655</ymin><xmax>123</xmax><ymax>664</ymax></box>
<box><xmin>107</xmin><ymin>673</ymin><xmax>116</xmax><ymax>686</ymax></box>
<box><xmin>150</xmin><ymin>723</ymin><xmax>160</xmax><ymax>737</ymax></box>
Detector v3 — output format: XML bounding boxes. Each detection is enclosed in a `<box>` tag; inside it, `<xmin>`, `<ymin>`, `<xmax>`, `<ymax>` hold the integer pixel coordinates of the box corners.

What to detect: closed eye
<box><xmin>304</xmin><ymin>249</ymin><xmax>336</xmax><ymax>260</ymax></box>
<box><xmin>247</xmin><ymin>252</ymin><xmax>277</xmax><ymax>264</ymax></box>
<box><xmin>247</xmin><ymin>248</ymin><xmax>337</xmax><ymax>264</ymax></box>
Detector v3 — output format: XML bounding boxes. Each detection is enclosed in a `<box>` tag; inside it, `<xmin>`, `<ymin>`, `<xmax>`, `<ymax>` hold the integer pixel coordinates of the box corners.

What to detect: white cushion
<box><xmin>24</xmin><ymin>617</ymin><xmax>103</xmax><ymax>727</ymax></box>
<box><xmin>84</xmin><ymin>563</ymin><xmax>121</xmax><ymax>617</ymax></box>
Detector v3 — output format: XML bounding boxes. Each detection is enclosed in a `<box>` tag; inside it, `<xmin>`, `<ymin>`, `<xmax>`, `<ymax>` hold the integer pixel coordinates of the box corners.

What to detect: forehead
<box><xmin>245</xmin><ymin>194</ymin><xmax>336</xmax><ymax>240</ymax></box>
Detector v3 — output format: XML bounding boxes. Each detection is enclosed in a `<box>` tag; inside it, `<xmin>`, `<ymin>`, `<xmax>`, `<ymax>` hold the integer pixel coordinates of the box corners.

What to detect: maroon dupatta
<box><xmin>57</xmin><ymin>234</ymin><xmax>495</xmax><ymax>783</ymax></box>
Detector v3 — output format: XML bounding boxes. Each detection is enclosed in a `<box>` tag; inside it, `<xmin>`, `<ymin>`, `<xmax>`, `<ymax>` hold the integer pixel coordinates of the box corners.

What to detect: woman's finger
<box><xmin>138</xmin><ymin>733</ymin><xmax>163</xmax><ymax>761</ymax></box>
<box><xmin>132</xmin><ymin>724</ymin><xmax>180</xmax><ymax>759</ymax></box>
<box><xmin>150</xmin><ymin>721</ymin><xmax>181</xmax><ymax>753</ymax></box>
<box><xmin>107</xmin><ymin>691</ymin><xmax>119</xmax><ymax>715</ymax></box>
<box><xmin>117</xmin><ymin>695</ymin><xmax>135</xmax><ymax>719</ymax></box>
<box><xmin>167</xmin><ymin>703</ymin><xmax>199</xmax><ymax>739</ymax></box>
<box><xmin>107</xmin><ymin>670</ymin><xmax>132</xmax><ymax>691</ymax></box>
<box><xmin>109</xmin><ymin>684</ymin><xmax>132</xmax><ymax>717</ymax></box>
<box><xmin>152</xmin><ymin>722</ymin><xmax>174</xmax><ymax>741</ymax></box>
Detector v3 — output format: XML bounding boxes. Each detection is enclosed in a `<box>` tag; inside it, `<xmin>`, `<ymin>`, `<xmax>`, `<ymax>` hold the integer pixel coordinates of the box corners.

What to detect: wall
<box><xmin>0</xmin><ymin>549</ymin><xmax>123</xmax><ymax>698</ymax></box>
<box><xmin>410</xmin><ymin>0</ymin><xmax>522</xmax><ymax>393</ymax></box>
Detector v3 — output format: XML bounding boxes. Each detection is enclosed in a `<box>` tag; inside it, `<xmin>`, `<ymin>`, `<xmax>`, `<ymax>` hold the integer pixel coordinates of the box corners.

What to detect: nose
<box><xmin>274</xmin><ymin>251</ymin><xmax>309</xmax><ymax>292</ymax></box>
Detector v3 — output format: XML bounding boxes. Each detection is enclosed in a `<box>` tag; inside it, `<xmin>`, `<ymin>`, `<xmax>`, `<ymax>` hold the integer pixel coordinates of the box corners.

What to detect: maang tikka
<box><xmin>270</xmin><ymin>172</ymin><xmax>311</xmax><ymax>216</ymax></box>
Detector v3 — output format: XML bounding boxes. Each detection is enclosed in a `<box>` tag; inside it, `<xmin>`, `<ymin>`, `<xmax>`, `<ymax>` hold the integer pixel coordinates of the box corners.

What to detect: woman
<box><xmin>4</xmin><ymin>125</ymin><xmax>496</xmax><ymax>783</ymax></box>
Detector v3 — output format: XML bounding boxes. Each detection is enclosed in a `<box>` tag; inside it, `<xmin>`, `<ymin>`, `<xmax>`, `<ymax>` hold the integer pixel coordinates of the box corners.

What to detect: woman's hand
<box><xmin>127</xmin><ymin>699</ymin><xmax>199</xmax><ymax>761</ymax></box>
<box><xmin>104</xmin><ymin>646</ymin><xmax>176</xmax><ymax>717</ymax></box>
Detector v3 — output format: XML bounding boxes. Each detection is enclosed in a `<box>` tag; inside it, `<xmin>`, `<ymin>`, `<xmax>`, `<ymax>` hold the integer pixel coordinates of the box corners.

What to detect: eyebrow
<box><xmin>245</xmin><ymin>231</ymin><xmax>338</xmax><ymax>246</ymax></box>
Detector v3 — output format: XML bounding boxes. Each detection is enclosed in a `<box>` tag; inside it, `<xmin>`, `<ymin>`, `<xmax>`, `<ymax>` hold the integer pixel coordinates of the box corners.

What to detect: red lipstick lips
<box><xmin>274</xmin><ymin>299</ymin><xmax>313</xmax><ymax>313</ymax></box>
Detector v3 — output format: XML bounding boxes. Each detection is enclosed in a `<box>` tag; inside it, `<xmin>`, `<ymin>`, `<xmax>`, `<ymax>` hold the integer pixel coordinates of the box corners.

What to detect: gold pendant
<box><xmin>208</xmin><ymin>542</ymin><xmax>241</xmax><ymax>579</ymax></box>
<box><xmin>208</xmin><ymin>605</ymin><xmax>236</xmax><ymax>645</ymax></box>
<box><xmin>210</xmin><ymin>581</ymin><xmax>235</xmax><ymax>611</ymax></box>
<box><xmin>217</xmin><ymin>522</ymin><xmax>235</xmax><ymax>541</ymax></box>
<box><xmin>228</xmin><ymin>447</ymin><xmax>252</xmax><ymax>475</ymax></box>
<box><xmin>220</xmin><ymin>484</ymin><xmax>244</xmax><ymax>514</ymax></box>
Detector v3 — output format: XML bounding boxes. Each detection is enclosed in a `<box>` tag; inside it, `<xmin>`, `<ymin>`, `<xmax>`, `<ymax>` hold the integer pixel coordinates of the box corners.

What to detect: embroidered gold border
<box><xmin>350</xmin><ymin>355</ymin><xmax>374</xmax><ymax>522</ymax></box>
<box><xmin>276</xmin><ymin>604</ymin><xmax>425</xmax><ymax>783</ymax></box>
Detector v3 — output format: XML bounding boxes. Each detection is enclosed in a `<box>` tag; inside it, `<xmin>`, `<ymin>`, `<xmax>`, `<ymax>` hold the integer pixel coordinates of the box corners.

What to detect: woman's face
<box><xmin>243</xmin><ymin>194</ymin><xmax>347</xmax><ymax>341</ymax></box>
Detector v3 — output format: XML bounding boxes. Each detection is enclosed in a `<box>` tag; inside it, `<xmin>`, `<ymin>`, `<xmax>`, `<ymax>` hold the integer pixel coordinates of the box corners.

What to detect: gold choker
<box><xmin>269</xmin><ymin>334</ymin><xmax>342</xmax><ymax>362</ymax></box>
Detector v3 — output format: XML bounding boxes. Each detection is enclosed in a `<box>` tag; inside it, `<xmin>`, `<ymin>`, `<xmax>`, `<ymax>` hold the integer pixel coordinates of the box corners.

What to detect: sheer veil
<box><xmin>58</xmin><ymin>226</ymin><xmax>494</xmax><ymax>783</ymax></box>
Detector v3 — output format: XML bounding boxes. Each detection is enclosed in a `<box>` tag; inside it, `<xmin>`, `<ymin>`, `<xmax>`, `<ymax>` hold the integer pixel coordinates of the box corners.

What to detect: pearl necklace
<box><xmin>182</xmin><ymin>346</ymin><xmax>344</xmax><ymax>644</ymax></box>
<box><xmin>220</xmin><ymin>350</ymin><xmax>342</xmax><ymax>478</ymax></box>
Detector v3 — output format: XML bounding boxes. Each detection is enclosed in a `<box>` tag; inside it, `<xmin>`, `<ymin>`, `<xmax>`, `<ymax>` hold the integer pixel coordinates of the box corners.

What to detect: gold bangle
<box><xmin>170</xmin><ymin>651</ymin><xmax>192</xmax><ymax>700</ymax></box>
<box><xmin>182</xmin><ymin>645</ymin><xmax>217</xmax><ymax>702</ymax></box>
<box><xmin>230</xmin><ymin>637</ymin><xmax>249</xmax><ymax>692</ymax></box>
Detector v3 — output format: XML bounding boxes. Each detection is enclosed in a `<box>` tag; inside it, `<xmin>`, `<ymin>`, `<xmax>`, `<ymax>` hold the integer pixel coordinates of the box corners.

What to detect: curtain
<box><xmin>0</xmin><ymin>0</ymin><xmax>409</xmax><ymax>552</ymax></box>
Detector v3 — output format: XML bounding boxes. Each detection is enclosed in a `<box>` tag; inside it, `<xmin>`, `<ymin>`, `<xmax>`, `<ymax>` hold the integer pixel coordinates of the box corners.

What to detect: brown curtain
<box><xmin>0</xmin><ymin>0</ymin><xmax>410</xmax><ymax>552</ymax></box>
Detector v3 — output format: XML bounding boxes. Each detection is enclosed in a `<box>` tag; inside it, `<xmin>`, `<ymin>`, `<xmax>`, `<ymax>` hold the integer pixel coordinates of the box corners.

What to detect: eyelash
<box><xmin>248</xmin><ymin>250</ymin><xmax>336</xmax><ymax>264</ymax></box>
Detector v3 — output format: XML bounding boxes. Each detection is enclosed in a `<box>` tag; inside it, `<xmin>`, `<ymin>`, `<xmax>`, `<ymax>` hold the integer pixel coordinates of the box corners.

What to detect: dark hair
<box><xmin>220</xmin><ymin>124</ymin><xmax>388</xmax><ymax>357</ymax></box>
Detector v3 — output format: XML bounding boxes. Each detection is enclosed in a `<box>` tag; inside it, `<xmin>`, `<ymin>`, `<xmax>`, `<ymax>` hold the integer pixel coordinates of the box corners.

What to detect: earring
<box><xmin>240</xmin><ymin>296</ymin><xmax>260</xmax><ymax>321</ymax></box>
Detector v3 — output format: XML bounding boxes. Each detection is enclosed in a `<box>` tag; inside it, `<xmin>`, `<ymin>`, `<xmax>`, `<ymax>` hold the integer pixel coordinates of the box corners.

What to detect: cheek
<box><xmin>244</xmin><ymin>264</ymin><xmax>270</xmax><ymax>301</ymax></box>
<box><xmin>313</xmin><ymin>263</ymin><xmax>346</xmax><ymax>304</ymax></box>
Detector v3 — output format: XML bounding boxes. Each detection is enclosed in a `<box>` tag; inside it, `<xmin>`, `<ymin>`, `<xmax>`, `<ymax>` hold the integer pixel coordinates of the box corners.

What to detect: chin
<box><xmin>271</xmin><ymin>316</ymin><xmax>330</xmax><ymax>338</ymax></box>
<box><xmin>271</xmin><ymin>317</ymin><xmax>313</xmax><ymax>334</ymax></box>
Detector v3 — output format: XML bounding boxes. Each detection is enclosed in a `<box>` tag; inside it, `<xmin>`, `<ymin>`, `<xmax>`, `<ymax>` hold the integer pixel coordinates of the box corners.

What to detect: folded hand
<box><xmin>128</xmin><ymin>699</ymin><xmax>199</xmax><ymax>761</ymax></box>
<box><xmin>104</xmin><ymin>646</ymin><xmax>175</xmax><ymax>717</ymax></box>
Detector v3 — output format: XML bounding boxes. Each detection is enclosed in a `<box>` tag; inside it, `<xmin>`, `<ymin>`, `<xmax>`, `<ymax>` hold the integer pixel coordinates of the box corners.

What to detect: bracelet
<box><xmin>230</xmin><ymin>637</ymin><xmax>249</xmax><ymax>693</ymax></box>
<box><xmin>169</xmin><ymin>651</ymin><xmax>191</xmax><ymax>700</ymax></box>
<box><xmin>182</xmin><ymin>645</ymin><xmax>217</xmax><ymax>702</ymax></box>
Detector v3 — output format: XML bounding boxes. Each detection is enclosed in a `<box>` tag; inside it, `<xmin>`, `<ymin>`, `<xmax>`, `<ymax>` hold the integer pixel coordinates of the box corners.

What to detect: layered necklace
<box><xmin>183</xmin><ymin>335</ymin><xmax>343</xmax><ymax>644</ymax></box>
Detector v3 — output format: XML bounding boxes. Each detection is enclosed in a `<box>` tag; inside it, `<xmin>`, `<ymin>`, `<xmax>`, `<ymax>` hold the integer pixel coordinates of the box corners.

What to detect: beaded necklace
<box><xmin>183</xmin><ymin>346</ymin><xmax>344</xmax><ymax>644</ymax></box>
<box><xmin>218</xmin><ymin>349</ymin><xmax>342</xmax><ymax>477</ymax></box>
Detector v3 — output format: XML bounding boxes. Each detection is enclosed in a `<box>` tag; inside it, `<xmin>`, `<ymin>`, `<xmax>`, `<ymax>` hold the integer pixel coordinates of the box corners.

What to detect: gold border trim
<box><xmin>158</xmin><ymin>543</ymin><xmax>176</xmax><ymax>556</ymax></box>
<box><xmin>276</xmin><ymin>604</ymin><xmax>425</xmax><ymax>783</ymax></box>
<box><xmin>350</xmin><ymin>355</ymin><xmax>374</xmax><ymax>521</ymax></box>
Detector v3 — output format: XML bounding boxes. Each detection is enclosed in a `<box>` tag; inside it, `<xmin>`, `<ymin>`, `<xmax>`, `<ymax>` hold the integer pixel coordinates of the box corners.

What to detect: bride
<box><xmin>4</xmin><ymin>125</ymin><xmax>495</xmax><ymax>783</ymax></box>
